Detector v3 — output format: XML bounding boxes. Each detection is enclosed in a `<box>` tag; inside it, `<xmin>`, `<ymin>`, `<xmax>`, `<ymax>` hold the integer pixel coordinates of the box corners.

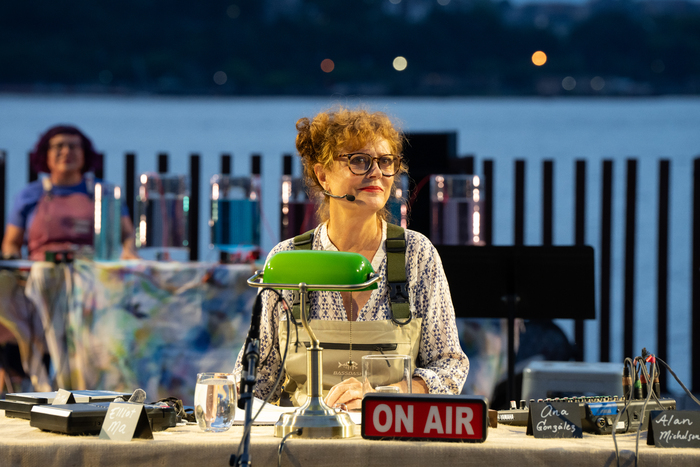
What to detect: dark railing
<box><xmin>2</xmin><ymin>145</ymin><xmax>699</xmax><ymax>392</ymax></box>
<box><xmin>481</xmin><ymin>156</ymin><xmax>699</xmax><ymax>394</ymax></box>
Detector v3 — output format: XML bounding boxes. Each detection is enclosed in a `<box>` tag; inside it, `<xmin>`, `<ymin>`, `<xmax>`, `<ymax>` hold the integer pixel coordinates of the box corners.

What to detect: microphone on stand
<box><xmin>322</xmin><ymin>190</ymin><xmax>355</xmax><ymax>202</ymax></box>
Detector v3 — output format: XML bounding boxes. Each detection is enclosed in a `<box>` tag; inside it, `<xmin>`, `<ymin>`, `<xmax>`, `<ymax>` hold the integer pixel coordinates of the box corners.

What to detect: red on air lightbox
<box><xmin>361</xmin><ymin>394</ymin><xmax>488</xmax><ymax>442</ymax></box>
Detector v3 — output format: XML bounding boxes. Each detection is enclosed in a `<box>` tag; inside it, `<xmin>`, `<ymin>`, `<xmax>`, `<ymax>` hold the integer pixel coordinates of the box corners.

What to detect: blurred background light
<box><xmin>562</xmin><ymin>76</ymin><xmax>576</xmax><ymax>91</ymax></box>
<box><xmin>651</xmin><ymin>59</ymin><xmax>665</xmax><ymax>74</ymax></box>
<box><xmin>321</xmin><ymin>59</ymin><xmax>335</xmax><ymax>73</ymax></box>
<box><xmin>437</xmin><ymin>0</ymin><xmax>451</xmax><ymax>6</ymax></box>
<box><xmin>590</xmin><ymin>76</ymin><xmax>605</xmax><ymax>91</ymax></box>
<box><xmin>213</xmin><ymin>71</ymin><xmax>228</xmax><ymax>85</ymax></box>
<box><xmin>531</xmin><ymin>51</ymin><xmax>547</xmax><ymax>66</ymax></box>
<box><xmin>393</xmin><ymin>56</ymin><xmax>408</xmax><ymax>71</ymax></box>
<box><xmin>227</xmin><ymin>4</ymin><xmax>240</xmax><ymax>19</ymax></box>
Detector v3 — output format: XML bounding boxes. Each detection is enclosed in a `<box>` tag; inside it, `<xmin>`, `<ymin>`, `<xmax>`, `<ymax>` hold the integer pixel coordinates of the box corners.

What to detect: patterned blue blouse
<box><xmin>234</xmin><ymin>220</ymin><xmax>469</xmax><ymax>401</ymax></box>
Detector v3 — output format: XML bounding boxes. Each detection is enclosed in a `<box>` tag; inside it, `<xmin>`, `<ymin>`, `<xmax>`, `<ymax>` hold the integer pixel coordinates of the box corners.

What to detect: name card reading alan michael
<box><xmin>648</xmin><ymin>411</ymin><xmax>700</xmax><ymax>448</ymax></box>
<box><xmin>526</xmin><ymin>401</ymin><xmax>583</xmax><ymax>439</ymax></box>
<box><xmin>361</xmin><ymin>394</ymin><xmax>488</xmax><ymax>442</ymax></box>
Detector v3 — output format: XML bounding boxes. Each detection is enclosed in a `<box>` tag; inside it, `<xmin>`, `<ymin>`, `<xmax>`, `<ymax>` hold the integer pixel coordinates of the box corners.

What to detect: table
<box><xmin>1</xmin><ymin>409</ymin><xmax>698</xmax><ymax>467</ymax></box>
<box><xmin>1</xmin><ymin>260</ymin><xmax>257</xmax><ymax>404</ymax></box>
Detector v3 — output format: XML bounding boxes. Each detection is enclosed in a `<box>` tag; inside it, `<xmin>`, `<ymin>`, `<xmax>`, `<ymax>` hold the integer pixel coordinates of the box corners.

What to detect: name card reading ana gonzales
<box><xmin>361</xmin><ymin>394</ymin><xmax>488</xmax><ymax>442</ymax></box>
<box><xmin>99</xmin><ymin>402</ymin><xmax>153</xmax><ymax>441</ymax></box>
<box><xmin>527</xmin><ymin>401</ymin><xmax>583</xmax><ymax>439</ymax></box>
<box><xmin>648</xmin><ymin>411</ymin><xmax>700</xmax><ymax>448</ymax></box>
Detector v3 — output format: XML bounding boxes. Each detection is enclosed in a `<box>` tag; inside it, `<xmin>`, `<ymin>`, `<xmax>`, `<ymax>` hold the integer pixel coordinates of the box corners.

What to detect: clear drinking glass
<box><xmin>362</xmin><ymin>354</ymin><xmax>412</xmax><ymax>396</ymax></box>
<box><xmin>210</xmin><ymin>174</ymin><xmax>261</xmax><ymax>260</ymax></box>
<box><xmin>430</xmin><ymin>174</ymin><xmax>485</xmax><ymax>246</ymax></box>
<box><xmin>135</xmin><ymin>173</ymin><xmax>190</xmax><ymax>261</ymax></box>
<box><xmin>194</xmin><ymin>372</ymin><xmax>237</xmax><ymax>432</ymax></box>
<box><xmin>94</xmin><ymin>182</ymin><xmax>123</xmax><ymax>261</ymax></box>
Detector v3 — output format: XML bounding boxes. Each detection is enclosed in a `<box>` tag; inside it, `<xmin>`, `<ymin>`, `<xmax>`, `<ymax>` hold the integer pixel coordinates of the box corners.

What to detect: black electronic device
<box><xmin>29</xmin><ymin>402</ymin><xmax>177</xmax><ymax>435</ymax></box>
<box><xmin>437</xmin><ymin>245</ymin><xmax>596</xmax><ymax>402</ymax></box>
<box><xmin>0</xmin><ymin>390</ymin><xmax>132</xmax><ymax>420</ymax></box>
<box><xmin>497</xmin><ymin>396</ymin><xmax>676</xmax><ymax>435</ymax></box>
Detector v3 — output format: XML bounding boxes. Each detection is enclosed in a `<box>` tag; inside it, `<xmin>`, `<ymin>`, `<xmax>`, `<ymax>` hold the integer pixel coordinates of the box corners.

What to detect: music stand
<box><xmin>436</xmin><ymin>245</ymin><xmax>595</xmax><ymax>403</ymax></box>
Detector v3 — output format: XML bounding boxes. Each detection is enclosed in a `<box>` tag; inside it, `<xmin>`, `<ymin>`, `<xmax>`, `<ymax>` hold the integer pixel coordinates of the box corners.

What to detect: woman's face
<box><xmin>46</xmin><ymin>133</ymin><xmax>85</xmax><ymax>176</ymax></box>
<box><xmin>316</xmin><ymin>138</ymin><xmax>395</xmax><ymax>216</ymax></box>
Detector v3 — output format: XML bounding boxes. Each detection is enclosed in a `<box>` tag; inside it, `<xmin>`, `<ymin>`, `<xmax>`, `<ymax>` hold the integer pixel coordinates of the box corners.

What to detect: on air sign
<box><xmin>361</xmin><ymin>394</ymin><xmax>488</xmax><ymax>442</ymax></box>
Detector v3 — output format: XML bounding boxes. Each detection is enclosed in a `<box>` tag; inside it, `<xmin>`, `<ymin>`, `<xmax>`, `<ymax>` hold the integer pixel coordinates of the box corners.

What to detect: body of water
<box><xmin>2</xmin><ymin>93</ymin><xmax>699</xmax><ymax>394</ymax></box>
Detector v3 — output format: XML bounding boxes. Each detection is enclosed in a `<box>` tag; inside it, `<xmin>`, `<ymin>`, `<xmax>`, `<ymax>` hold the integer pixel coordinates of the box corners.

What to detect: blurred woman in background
<box><xmin>1</xmin><ymin>125</ymin><xmax>137</xmax><ymax>260</ymax></box>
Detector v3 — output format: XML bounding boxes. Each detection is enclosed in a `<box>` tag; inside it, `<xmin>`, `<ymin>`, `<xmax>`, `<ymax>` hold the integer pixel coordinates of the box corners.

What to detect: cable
<box><xmin>655</xmin><ymin>356</ymin><xmax>700</xmax><ymax>407</ymax></box>
<box><xmin>277</xmin><ymin>428</ymin><xmax>303</xmax><ymax>467</ymax></box>
<box><xmin>232</xmin><ymin>288</ymin><xmax>294</xmax><ymax>466</ymax></box>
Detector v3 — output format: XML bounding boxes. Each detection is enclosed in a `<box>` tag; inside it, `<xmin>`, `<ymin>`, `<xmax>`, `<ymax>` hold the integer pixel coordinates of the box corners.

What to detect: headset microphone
<box><xmin>322</xmin><ymin>190</ymin><xmax>355</xmax><ymax>202</ymax></box>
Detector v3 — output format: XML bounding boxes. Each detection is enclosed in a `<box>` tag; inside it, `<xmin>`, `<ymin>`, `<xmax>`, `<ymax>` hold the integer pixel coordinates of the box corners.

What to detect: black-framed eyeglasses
<box><xmin>48</xmin><ymin>142</ymin><xmax>81</xmax><ymax>152</ymax></box>
<box><xmin>337</xmin><ymin>153</ymin><xmax>402</xmax><ymax>177</ymax></box>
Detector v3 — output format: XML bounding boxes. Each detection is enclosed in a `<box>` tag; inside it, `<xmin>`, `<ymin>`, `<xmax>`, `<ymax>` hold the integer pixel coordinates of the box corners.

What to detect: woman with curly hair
<box><xmin>235</xmin><ymin>106</ymin><xmax>468</xmax><ymax>410</ymax></box>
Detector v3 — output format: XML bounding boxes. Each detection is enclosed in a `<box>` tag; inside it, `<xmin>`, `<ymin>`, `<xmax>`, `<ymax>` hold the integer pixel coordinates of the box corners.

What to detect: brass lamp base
<box><xmin>274</xmin><ymin>396</ymin><xmax>356</xmax><ymax>439</ymax></box>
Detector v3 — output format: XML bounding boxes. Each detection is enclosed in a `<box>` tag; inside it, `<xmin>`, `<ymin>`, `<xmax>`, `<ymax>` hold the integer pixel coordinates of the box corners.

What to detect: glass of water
<box><xmin>194</xmin><ymin>372</ymin><xmax>236</xmax><ymax>432</ymax></box>
<box><xmin>362</xmin><ymin>354</ymin><xmax>412</xmax><ymax>397</ymax></box>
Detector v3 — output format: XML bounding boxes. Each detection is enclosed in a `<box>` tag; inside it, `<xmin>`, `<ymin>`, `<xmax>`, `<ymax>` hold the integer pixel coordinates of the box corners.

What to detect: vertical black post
<box><xmin>657</xmin><ymin>159</ymin><xmax>670</xmax><ymax>393</ymax></box>
<box><xmin>463</xmin><ymin>155</ymin><xmax>474</xmax><ymax>175</ymax></box>
<box><xmin>0</xmin><ymin>151</ymin><xmax>5</xmax><ymax>240</ymax></box>
<box><xmin>600</xmin><ymin>160</ymin><xmax>613</xmax><ymax>362</ymax></box>
<box><xmin>251</xmin><ymin>154</ymin><xmax>261</xmax><ymax>176</ymax></box>
<box><xmin>514</xmin><ymin>160</ymin><xmax>525</xmax><ymax>246</ymax></box>
<box><xmin>158</xmin><ymin>153</ymin><xmax>168</xmax><ymax>174</ymax></box>
<box><xmin>29</xmin><ymin>151</ymin><xmax>37</xmax><ymax>182</ymax></box>
<box><xmin>125</xmin><ymin>153</ymin><xmax>136</xmax><ymax>221</ymax></box>
<box><xmin>623</xmin><ymin>159</ymin><xmax>638</xmax><ymax>361</ymax></box>
<box><xmin>283</xmin><ymin>154</ymin><xmax>293</xmax><ymax>176</ymax></box>
<box><xmin>574</xmin><ymin>160</ymin><xmax>587</xmax><ymax>361</ymax></box>
<box><xmin>542</xmin><ymin>160</ymin><xmax>554</xmax><ymax>246</ymax></box>
<box><xmin>692</xmin><ymin>157</ymin><xmax>700</xmax><ymax>391</ymax></box>
<box><xmin>189</xmin><ymin>154</ymin><xmax>200</xmax><ymax>261</ymax></box>
<box><xmin>483</xmin><ymin>160</ymin><xmax>493</xmax><ymax>246</ymax></box>
<box><xmin>221</xmin><ymin>153</ymin><xmax>232</xmax><ymax>175</ymax></box>
<box><xmin>95</xmin><ymin>153</ymin><xmax>104</xmax><ymax>180</ymax></box>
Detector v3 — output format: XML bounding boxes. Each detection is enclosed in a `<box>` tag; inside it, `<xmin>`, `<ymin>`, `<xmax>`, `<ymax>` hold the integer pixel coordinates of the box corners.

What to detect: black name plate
<box><xmin>52</xmin><ymin>389</ymin><xmax>76</xmax><ymax>405</ymax></box>
<box><xmin>99</xmin><ymin>402</ymin><xmax>153</xmax><ymax>441</ymax></box>
<box><xmin>527</xmin><ymin>401</ymin><xmax>583</xmax><ymax>438</ymax></box>
<box><xmin>648</xmin><ymin>411</ymin><xmax>700</xmax><ymax>448</ymax></box>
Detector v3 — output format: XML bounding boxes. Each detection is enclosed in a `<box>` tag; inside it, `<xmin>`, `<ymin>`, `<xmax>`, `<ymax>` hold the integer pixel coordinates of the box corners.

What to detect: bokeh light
<box><xmin>213</xmin><ymin>71</ymin><xmax>227</xmax><ymax>85</ymax></box>
<box><xmin>590</xmin><ymin>76</ymin><xmax>605</xmax><ymax>91</ymax></box>
<box><xmin>437</xmin><ymin>0</ymin><xmax>451</xmax><ymax>6</ymax></box>
<box><xmin>393</xmin><ymin>56</ymin><xmax>408</xmax><ymax>71</ymax></box>
<box><xmin>562</xmin><ymin>76</ymin><xmax>576</xmax><ymax>91</ymax></box>
<box><xmin>227</xmin><ymin>5</ymin><xmax>240</xmax><ymax>19</ymax></box>
<box><xmin>531</xmin><ymin>51</ymin><xmax>547</xmax><ymax>66</ymax></box>
<box><xmin>651</xmin><ymin>59</ymin><xmax>665</xmax><ymax>74</ymax></box>
<box><xmin>321</xmin><ymin>59</ymin><xmax>335</xmax><ymax>73</ymax></box>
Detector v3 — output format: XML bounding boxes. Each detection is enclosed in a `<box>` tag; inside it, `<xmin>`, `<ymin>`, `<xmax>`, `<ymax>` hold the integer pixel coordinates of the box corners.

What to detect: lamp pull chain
<box><xmin>347</xmin><ymin>292</ymin><xmax>356</xmax><ymax>369</ymax></box>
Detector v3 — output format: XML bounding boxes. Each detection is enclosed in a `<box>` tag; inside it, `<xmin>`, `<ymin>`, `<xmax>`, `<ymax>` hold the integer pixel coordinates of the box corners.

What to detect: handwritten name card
<box><xmin>527</xmin><ymin>401</ymin><xmax>583</xmax><ymax>439</ymax></box>
<box><xmin>99</xmin><ymin>402</ymin><xmax>153</xmax><ymax>441</ymax></box>
<box><xmin>648</xmin><ymin>411</ymin><xmax>700</xmax><ymax>448</ymax></box>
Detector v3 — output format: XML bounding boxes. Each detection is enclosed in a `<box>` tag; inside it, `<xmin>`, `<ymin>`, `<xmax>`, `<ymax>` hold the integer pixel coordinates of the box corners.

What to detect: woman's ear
<box><xmin>314</xmin><ymin>163</ymin><xmax>327</xmax><ymax>190</ymax></box>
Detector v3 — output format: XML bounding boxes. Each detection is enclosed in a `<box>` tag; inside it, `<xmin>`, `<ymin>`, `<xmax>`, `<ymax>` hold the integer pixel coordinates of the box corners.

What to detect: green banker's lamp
<box><xmin>247</xmin><ymin>250</ymin><xmax>380</xmax><ymax>439</ymax></box>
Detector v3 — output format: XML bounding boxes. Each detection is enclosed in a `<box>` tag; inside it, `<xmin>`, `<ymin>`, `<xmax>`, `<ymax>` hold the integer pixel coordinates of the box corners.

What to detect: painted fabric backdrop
<box><xmin>23</xmin><ymin>260</ymin><xmax>256</xmax><ymax>404</ymax></box>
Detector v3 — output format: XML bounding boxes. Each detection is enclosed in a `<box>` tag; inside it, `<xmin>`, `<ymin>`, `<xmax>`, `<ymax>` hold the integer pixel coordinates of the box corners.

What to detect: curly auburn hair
<box><xmin>295</xmin><ymin>105</ymin><xmax>407</xmax><ymax>223</ymax></box>
<box><xmin>29</xmin><ymin>125</ymin><xmax>101</xmax><ymax>175</ymax></box>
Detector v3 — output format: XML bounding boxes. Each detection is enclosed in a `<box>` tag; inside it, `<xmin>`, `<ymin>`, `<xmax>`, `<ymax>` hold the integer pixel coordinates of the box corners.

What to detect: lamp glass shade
<box><xmin>263</xmin><ymin>250</ymin><xmax>377</xmax><ymax>291</ymax></box>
